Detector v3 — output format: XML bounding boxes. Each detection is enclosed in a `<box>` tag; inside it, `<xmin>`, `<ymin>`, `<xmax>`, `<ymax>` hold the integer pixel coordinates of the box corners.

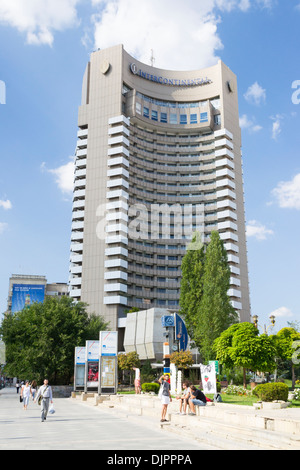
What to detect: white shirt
<box><xmin>22</xmin><ymin>385</ymin><xmax>31</xmax><ymax>398</ymax></box>
<box><xmin>36</xmin><ymin>384</ymin><xmax>53</xmax><ymax>401</ymax></box>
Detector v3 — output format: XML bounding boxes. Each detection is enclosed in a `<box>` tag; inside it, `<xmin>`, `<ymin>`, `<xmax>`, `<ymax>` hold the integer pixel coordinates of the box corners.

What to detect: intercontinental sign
<box><xmin>130</xmin><ymin>63</ymin><xmax>212</xmax><ymax>87</ymax></box>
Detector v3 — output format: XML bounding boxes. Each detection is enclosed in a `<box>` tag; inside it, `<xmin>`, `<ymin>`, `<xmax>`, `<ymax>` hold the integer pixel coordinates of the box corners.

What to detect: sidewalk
<box><xmin>72</xmin><ymin>392</ymin><xmax>300</xmax><ymax>450</ymax></box>
<box><xmin>0</xmin><ymin>387</ymin><xmax>216</xmax><ymax>450</ymax></box>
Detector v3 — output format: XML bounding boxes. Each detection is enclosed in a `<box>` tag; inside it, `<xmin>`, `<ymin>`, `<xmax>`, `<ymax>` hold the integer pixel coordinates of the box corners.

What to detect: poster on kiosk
<box><xmin>85</xmin><ymin>340</ymin><xmax>100</xmax><ymax>392</ymax></box>
<box><xmin>99</xmin><ymin>331</ymin><xmax>118</xmax><ymax>395</ymax></box>
<box><xmin>74</xmin><ymin>346</ymin><xmax>86</xmax><ymax>391</ymax></box>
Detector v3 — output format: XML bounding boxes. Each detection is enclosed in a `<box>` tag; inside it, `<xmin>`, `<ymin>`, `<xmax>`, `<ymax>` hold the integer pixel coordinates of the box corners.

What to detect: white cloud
<box><xmin>271</xmin><ymin>114</ymin><xmax>282</xmax><ymax>140</ymax></box>
<box><xmin>271</xmin><ymin>173</ymin><xmax>300</xmax><ymax>210</ymax></box>
<box><xmin>0</xmin><ymin>0</ymin><xmax>81</xmax><ymax>46</ymax></box>
<box><xmin>92</xmin><ymin>1</ymin><xmax>224</xmax><ymax>70</ymax></box>
<box><xmin>244</xmin><ymin>82</ymin><xmax>266</xmax><ymax>106</ymax></box>
<box><xmin>268</xmin><ymin>306</ymin><xmax>294</xmax><ymax>319</ymax></box>
<box><xmin>42</xmin><ymin>157</ymin><xmax>75</xmax><ymax>194</ymax></box>
<box><xmin>246</xmin><ymin>220</ymin><xmax>274</xmax><ymax>241</ymax></box>
<box><xmin>0</xmin><ymin>222</ymin><xmax>8</xmax><ymax>234</ymax></box>
<box><xmin>239</xmin><ymin>114</ymin><xmax>262</xmax><ymax>133</ymax></box>
<box><xmin>0</xmin><ymin>199</ymin><xmax>12</xmax><ymax>210</ymax></box>
<box><xmin>91</xmin><ymin>0</ymin><xmax>271</xmax><ymax>70</ymax></box>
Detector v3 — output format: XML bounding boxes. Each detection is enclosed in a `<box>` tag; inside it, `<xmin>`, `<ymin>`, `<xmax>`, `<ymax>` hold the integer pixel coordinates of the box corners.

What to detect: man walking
<box><xmin>34</xmin><ymin>379</ymin><xmax>53</xmax><ymax>422</ymax></box>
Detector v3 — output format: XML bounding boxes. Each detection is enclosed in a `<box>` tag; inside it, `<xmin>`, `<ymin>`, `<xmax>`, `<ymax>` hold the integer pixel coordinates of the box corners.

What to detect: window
<box><xmin>143</xmin><ymin>107</ymin><xmax>149</xmax><ymax>118</ymax></box>
<box><xmin>170</xmin><ymin>113</ymin><xmax>177</xmax><ymax>124</ymax></box>
<box><xmin>180</xmin><ymin>114</ymin><xmax>187</xmax><ymax>125</ymax></box>
<box><xmin>161</xmin><ymin>112</ymin><xmax>167</xmax><ymax>123</ymax></box>
<box><xmin>190</xmin><ymin>113</ymin><xmax>198</xmax><ymax>124</ymax></box>
<box><xmin>200</xmin><ymin>112</ymin><xmax>208</xmax><ymax>123</ymax></box>
<box><xmin>214</xmin><ymin>114</ymin><xmax>221</xmax><ymax>126</ymax></box>
<box><xmin>151</xmin><ymin>110</ymin><xmax>158</xmax><ymax>121</ymax></box>
<box><xmin>136</xmin><ymin>102</ymin><xmax>141</xmax><ymax>114</ymax></box>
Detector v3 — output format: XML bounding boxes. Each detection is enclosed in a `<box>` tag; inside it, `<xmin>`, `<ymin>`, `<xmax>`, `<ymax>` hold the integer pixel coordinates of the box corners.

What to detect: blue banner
<box><xmin>174</xmin><ymin>313</ymin><xmax>188</xmax><ymax>352</ymax></box>
<box><xmin>11</xmin><ymin>284</ymin><xmax>45</xmax><ymax>313</ymax></box>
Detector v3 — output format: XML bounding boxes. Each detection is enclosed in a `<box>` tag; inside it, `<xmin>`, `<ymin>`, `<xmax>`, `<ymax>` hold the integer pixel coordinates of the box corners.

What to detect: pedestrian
<box><xmin>175</xmin><ymin>380</ymin><xmax>191</xmax><ymax>415</ymax></box>
<box><xmin>34</xmin><ymin>379</ymin><xmax>53</xmax><ymax>422</ymax></box>
<box><xmin>16</xmin><ymin>381</ymin><xmax>20</xmax><ymax>394</ymax></box>
<box><xmin>31</xmin><ymin>380</ymin><xmax>37</xmax><ymax>400</ymax></box>
<box><xmin>20</xmin><ymin>381</ymin><xmax>32</xmax><ymax>410</ymax></box>
<box><xmin>133</xmin><ymin>367</ymin><xmax>141</xmax><ymax>394</ymax></box>
<box><xmin>188</xmin><ymin>385</ymin><xmax>207</xmax><ymax>415</ymax></box>
<box><xmin>158</xmin><ymin>374</ymin><xmax>172</xmax><ymax>422</ymax></box>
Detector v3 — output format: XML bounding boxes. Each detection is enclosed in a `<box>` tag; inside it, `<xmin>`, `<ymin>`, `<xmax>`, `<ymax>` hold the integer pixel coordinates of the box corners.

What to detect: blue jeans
<box><xmin>192</xmin><ymin>399</ymin><xmax>206</xmax><ymax>406</ymax></box>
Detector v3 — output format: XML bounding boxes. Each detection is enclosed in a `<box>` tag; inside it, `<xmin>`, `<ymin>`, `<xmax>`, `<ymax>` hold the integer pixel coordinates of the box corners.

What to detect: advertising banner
<box><xmin>99</xmin><ymin>332</ymin><xmax>118</xmax><ymax>394</ymax></box>
<box><xmin>100</xmin><ymin>331</ymin><xmax>118</xmax><ymax>357</ymax></box>
<box><xmin>75</xmin><ymin>347</ymin><xmax>86</xmax><ymax>365</ymax></box>
<box><xmin>11</xmin><ymin>284</ymin><xmax>45</xmax><ymax>313</ymax></box>
<box><xmin>174</xmin><ymin>313</ymin><xmax>188</xmax><ymax>352</ymax></box>
<box><xmin>85</xmin><ymin>341</ymin><xmax>100</xmax><ymax>389</ymax></box>
<box><xmin>200</xmin><ymin>363</ymin><xmax>217</xmax><ymax>395</ymax></box>
<box><xmin>74</xmin><ymin>347</ymin><xmax>86</xmax><ymax>389</ymax></box>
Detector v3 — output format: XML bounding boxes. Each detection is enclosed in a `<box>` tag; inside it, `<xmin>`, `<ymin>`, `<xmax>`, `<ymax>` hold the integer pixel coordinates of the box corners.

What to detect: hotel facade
<box><xmin>69</xmin><ymin>45</ymin><xmax>251</xmax><ymax>332</ymax></box>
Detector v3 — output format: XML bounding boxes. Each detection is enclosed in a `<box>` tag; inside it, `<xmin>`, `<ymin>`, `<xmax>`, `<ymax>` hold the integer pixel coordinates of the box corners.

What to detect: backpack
<box><xmin>214</xmin><ymin>393</ymin><xmax>222</xmax><ymax>403</ymax></box>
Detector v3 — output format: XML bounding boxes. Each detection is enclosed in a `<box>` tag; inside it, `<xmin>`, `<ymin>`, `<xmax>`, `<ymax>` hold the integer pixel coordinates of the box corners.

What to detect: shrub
<box><xmin>222</xmin><ymin>385</ymin><xmax>251</xmax><ymax>396</ymax></box>
<box><xmin>141</xmin><ymin>383</ymin><xmax>160</xmax><ymax>394</ymax></box>
<box><xmin>293</xmin><ymin>389</ymin><xmax>300</xmax><ymax>401</ymax></box>
<box><xmin>253</xmin><ymin>383</ymin><xmax>289</xmax><ymax>402</ymax></box>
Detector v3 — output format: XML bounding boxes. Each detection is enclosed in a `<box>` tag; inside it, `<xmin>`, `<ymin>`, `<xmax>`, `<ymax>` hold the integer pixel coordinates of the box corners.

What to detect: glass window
<box><xmin>170</xmin><ymin>113</ymin><xmax>177</xmax><ymax>124</ymax></box>
<box><xmin>180</xmin><ymin>114</ymin><xmax>187</xmax><ymax>125</ymax></box>
<box><xmin>200</xmin><ymin>112</ymin><xmax>208</xmax><ymax>122</ymax></box>
<box><xmin>214</xmin><ymin>114</ymin><xmax>221</xmax><ymax>126</ymax></box>
<box><xmin>143</xmin><ymin>107</ymin><xmax>149</xmax><ymax>118</ymax></box>
<box><xmin>151</xmin><ymin>110</ymin><xmax>158</xmax><ymax>121</ymax></box>
<box><xmin>190</xmin><ymin>113</ymin><xmax>198</xmax><ymax>124</ymax></box>
<box><xmin>136</xmin><ymin>102</ymin><xmax>141</xmax><ymax>114</ymax></box>
<box><xmin>160</xmin><ymin>112</ymin><xmax>167</xmax><ymax>123</ymax></box>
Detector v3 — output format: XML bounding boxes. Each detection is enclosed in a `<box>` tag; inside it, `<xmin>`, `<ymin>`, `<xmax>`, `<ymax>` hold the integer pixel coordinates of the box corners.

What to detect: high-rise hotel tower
<box><xmin>69</xmin><ymin>45</ymin><xmax>251</xmax><ymax>332</ymax></box>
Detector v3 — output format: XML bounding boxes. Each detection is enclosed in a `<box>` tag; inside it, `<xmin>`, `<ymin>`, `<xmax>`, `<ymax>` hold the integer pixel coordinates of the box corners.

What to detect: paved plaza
<box><xmin>0</xmin><ymin>387</ymin><xmax>218</xmax><ymax>451</ymax></box>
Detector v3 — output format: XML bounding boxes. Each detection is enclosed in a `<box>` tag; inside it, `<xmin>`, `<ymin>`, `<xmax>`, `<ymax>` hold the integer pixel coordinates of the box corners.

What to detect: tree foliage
<box><xmin>214</xmin><ymin>322</ymin><xmax>277</xmax><ymax>387</ymax></box>
<box><xmin>180</xmin><ymin>231</ymin><xmax>238</xmax><ymax>362</ymax></box>
<box><xmin>170</xmin><ymin>350</ymin><xmax>194</xmax><ymax>369</ymax></box>
<box><xmin>0</xmin><ymin>296</ymin><xmax>109</xmax><ymax>384</ymax></box>
<box><xmin>117</xmin><ymin>351</ymin><xmax>140</xmax><ymax>371</ymax></box>
<box><xmin>275</xmin><ymin>327</ymin><xmax>300</xmax><ymax>387</ymax></box>
<box><xmin>179</xmin><ymin>232</ymin><xmax>205</xmax><ymax>341</ymax></box>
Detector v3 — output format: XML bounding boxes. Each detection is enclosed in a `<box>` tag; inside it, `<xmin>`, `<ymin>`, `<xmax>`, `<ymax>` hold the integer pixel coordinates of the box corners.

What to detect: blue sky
<box><xmin>0</xmin><ymin>0</ymin><xmax>299</xmax><ymax>334</ymax></box>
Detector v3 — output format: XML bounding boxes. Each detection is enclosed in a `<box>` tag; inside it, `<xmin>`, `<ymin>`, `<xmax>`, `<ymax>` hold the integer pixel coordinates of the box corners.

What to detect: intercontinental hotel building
<box><xmin>69</xmin><ymin>44</ymin><xmax>251</xmax><ymax>333</ymax></box>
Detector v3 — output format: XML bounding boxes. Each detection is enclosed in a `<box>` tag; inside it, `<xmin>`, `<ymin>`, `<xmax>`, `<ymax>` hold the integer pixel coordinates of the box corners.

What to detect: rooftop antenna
<box><xmin>150</xmin><ymin>49</ymin><xmax>155</xmax><ymax>67</ymax></box>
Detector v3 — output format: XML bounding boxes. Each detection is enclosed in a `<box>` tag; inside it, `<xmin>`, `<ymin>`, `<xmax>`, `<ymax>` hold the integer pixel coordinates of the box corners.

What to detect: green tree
<box><xmin>0</xmin><ymin>296</ymin><xmax>109</xmax><ymax>384</ymax></box>
<box><xmin>275</xmin><ymin>327</ymin><xmax>300</xmax><ymax>388</ymax></box>
<box><xmin>214</xmin><ymin>322</ymin><xmax>277</xmax><ymax>387</ymax></box>
<box><xmin>170</xmin><ymin>350</ymin><xmax>194</xmax><ymax>369</ymax></box>
<box><xmin>118</xmin><ymin>351</ymin><xmax>140</xmax><ymax>385</ymax></box>
<box><xmin>195</xmin><ymin>231</ymin><xmax>238</xmax><ymax>361</ymax></box>
<box><xmin>179</xmin><ymin>231</ymin><xmax>206</xmax><ymax>341</ymax></box>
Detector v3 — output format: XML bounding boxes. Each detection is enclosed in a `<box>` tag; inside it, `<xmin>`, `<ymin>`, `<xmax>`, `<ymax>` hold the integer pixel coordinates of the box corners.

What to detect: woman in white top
<box><xmin>158</xmin><ymin>374</ymin><xmax>172</xmax><ymax>422</ymax></box>
<box><xmin>21</xmin><ymin>381</ymin><xmax>32</xmax><ymax>410</ymax></box>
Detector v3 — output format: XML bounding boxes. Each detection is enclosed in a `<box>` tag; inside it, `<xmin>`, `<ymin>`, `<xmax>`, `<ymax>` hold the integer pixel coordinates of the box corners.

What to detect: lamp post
<box><xmin>252</xmin><ymin>315</ymin><xmax>276</xmax><ymax>335</ymax></box>
<box><xmin>251</xmin><ymin>314</ymin><xmax>276</xmax><ymax>383</ymax></box>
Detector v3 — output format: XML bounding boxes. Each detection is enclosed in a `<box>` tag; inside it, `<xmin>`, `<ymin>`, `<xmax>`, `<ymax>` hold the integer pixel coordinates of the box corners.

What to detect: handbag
<box><xmin>20</xmin><ymin>396</ymin><xmax>23</xmax><ymax>403</ymax></box>
<box><xmin>158</xmin><ymin>384</ymin><xmax>163</xmax><ymax>399</ymax></box>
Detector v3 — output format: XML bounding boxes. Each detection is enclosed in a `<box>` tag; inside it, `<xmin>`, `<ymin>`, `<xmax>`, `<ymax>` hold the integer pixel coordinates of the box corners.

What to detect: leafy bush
<box><xmin>292</xmin><ymin>389</ymin><xmax>300</xmax><ymax>400</ymax></box>
<box><xmin>253</xmin><ymin>383</ymin><xmax>289</xmax><ymax>402</ymax></box>
<box><xmin>141</xmin><ymin>383</ymin><xmax>160</xmax><ymax>394</ymax></box>
<box><xmin>222</xmin><ymin>385</ymin><xmax>251</xmax><ymax>396</ymax></box>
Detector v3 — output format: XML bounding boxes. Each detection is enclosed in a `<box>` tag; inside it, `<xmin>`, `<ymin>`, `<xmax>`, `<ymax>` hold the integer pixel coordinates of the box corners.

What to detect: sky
<box><xmin>0</xmin><ymin>0</ymin><xmax>300</xmax><ymax>334</ymax></box>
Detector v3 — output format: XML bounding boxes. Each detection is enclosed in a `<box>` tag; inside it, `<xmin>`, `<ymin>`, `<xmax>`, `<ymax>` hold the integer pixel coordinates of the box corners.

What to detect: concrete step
<box><xmin>96</xmin><ymin>395</ymin><xmax>300</xmax><ymax>450</ymax></box>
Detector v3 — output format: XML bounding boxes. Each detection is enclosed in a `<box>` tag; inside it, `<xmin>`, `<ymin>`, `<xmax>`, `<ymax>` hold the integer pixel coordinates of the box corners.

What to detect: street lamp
<box><xmin>252</xmin><ymin>315</ymin><xmax>276</xmax><ymax>334</ymax></box>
